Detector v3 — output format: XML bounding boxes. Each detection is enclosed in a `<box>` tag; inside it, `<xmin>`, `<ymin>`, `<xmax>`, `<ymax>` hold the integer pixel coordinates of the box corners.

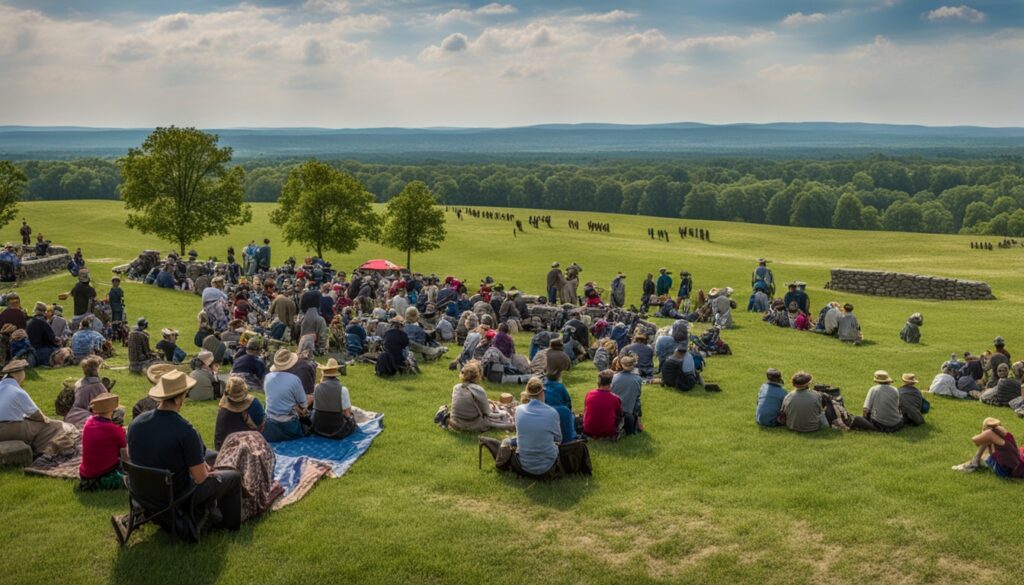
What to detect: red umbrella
<box><xmin>358</xmin><ymin>259</ymin><xmax>403</xmax><ymax>271</ymax></box>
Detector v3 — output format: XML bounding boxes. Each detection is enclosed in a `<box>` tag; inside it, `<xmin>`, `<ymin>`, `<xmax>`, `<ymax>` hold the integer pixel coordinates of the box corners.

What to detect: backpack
<box><xmin>54</xmin><ymin>378</ymin><xmax>77</xmax><ymax>416</ymax></box>
<box><xmin>433</xmin><ymin>405</ymin><xmax>451</xmax><ymax>428</ymax></box>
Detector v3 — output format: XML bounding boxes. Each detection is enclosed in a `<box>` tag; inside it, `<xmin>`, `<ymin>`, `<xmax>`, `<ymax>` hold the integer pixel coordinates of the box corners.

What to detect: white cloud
<box><xmin>574</xmin><ymin>10</ymin><xmax>637</xmax><ymax>24</ymax></box>
<box><xmin>477</xmin><ymin>4</ymin><xmax>517</xmax><ymax>16</ymax></box>
<box><xmin>781</xmin><ymin>12</ymin><xmax>827</xmax><ymax>27</ymax></box>
<box><xmin>303</xmin><ymin>39</ymin><xmax>328</xmax><ymax>65</ymax></box>
<box><xmin>758</xmin><ymin>63</ymin><xmax>822</xmax><ymax>80</ymax></box>
<box><xmin>430</xmin><ymin>3</ymin><xmax>516</xmax><ymax>25</ymax></box>
<box><xmin>926</xmin><ymin>5</ymin><xmax>986</xmax><ymax>24</ymax></box>
<box><xmin>674</xmin><ymin>31</ymin><xmax>775</xmax><ymax>52</ymax></box>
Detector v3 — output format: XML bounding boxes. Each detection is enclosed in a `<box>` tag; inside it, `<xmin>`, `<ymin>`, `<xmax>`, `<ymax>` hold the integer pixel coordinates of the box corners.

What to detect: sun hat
<box><xmin>2</xmin><ymin>359</ymin><xmax>28</xmax><ymax>374</ymax></box>
<box><xmin>197</xmin><ymin>350</ymin><xmax>214</xmax><ymax>367</ymax></box>
<box><xmin>633</xmin><ymin>331</ymin><xmax>648</xmax><ymax>342</ymax></box>
<box><xmin>708</xmin><ymin>287</ymin><xmax>721</xmax><ymax>297</ymax></box>
<box><xmin>901</xmin><ymin>373</ymin><xmax>918</xmax><ymax>385</ymax></box>
<box><xmin>526</xmin><ymin>379</ymin><xmax>544</xmax><ymax>397</ymax></box>
<box><xmin>318</xmin><ymin>358</ymin><xmax>341</xmax><ymax>376</ymax></box>
<box><xmin>148</xmin><ymin>370</ymin><xmax>197</xmax><ymax>400</ymax></box>
<box><xmin>723</xmin><ymin>287</ymin><xmax>734</xmax><ymax>296</ymax></box>
<box><xmin>873</xmin><ymin>370</ymin><xmax>893</xmax><ymax>384</ymax></box>
<box><xmin>0</xmin><ymin>324</ymin><xmax>15</xmax><ymax>335</ymax></box>
<box><xmin>766</xmin><ymin>368</ymin><xmax>783</xmax><ymax>383</ymax></box>
<box><xmin>499</xmin><ymin>392</ymin><xmax>514</xmax><ymax>404</ymax></box>
<box><xmin>659</xmin><ymin>267</ymin><xmax>667</xmax><ymax>273</ymax></box>
<box><xmin>89</xmin><ymin>392</ymin><xmax>119</xmax><ymax>413</ymax></box>
<box><xmin>551</xmin><ymin>262</ymin><xmax>560</xmax><ymax>268</ymax></box>
<box><xmin>219</xmin><ymin>377</ymin><xmax>254</xmax><ymax>413</ymax></box>
<box><xmin>619</xmin><ymin>354</ymin><xmax>637</xmax><ymax>370</ymax></box>
<box><xmin>271</xmin><ymin>349</ymin><xmax>298</xmax><ymax>372</ymax></box>
<box><xmin>791</xmin><ymin>371</ymin><xmax>812</xmax><ymax>387</ymax></box>
<box><xmin>405</xmin><ymin>306</ymin><xmax>420</xmax><ymax>322</ymax></box>
<box><xmin>161</xmin><ymin>328</ymin><xmax>178</xmax><ymax>337</ymax></box>
<box><xmin>33</xmin><ymin>301</ymin><xmax>46</xmax><ymax>314</ymax></box>
<box><xmin>145</xmin><ymin>363</ymin><xmax>178</xmax><ymax>384</ymax></box>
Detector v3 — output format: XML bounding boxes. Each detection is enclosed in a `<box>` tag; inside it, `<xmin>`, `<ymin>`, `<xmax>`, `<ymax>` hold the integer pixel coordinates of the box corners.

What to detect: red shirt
<box><xmin>79</xmin><ymin>415</ymin><xmax>126</xmax><ymax>479</ymax></box>
<box><xmin>583</xmin><ymin>388</ymin><xmax>622</xmax><ymax>438</ymax></box>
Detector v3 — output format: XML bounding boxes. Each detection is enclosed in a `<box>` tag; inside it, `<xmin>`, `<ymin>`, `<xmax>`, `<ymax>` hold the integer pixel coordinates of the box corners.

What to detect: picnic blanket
<box><xmin>23</xmin><ymin>408</ymin><xmax>384</xmax><ymax>513</ymax></box>
<box><xmin>270</xmin><ymin>407</ymin><xmax>384</xmax><ymax>509</ymax></box>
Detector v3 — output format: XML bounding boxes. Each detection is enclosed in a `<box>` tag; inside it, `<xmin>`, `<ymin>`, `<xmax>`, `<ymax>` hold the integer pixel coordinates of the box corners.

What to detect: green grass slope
<box><xmin>0</xmin><ymin>201</ymin><xmax>1020</xmax><ymax>585</ymax></box>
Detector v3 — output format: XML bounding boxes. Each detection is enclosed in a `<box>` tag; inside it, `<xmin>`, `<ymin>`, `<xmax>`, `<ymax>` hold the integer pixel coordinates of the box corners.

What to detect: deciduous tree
<box><xmin>379</xmin><ymin>181</ymin><xmax>446</xmax><ymax>270</ymax></box>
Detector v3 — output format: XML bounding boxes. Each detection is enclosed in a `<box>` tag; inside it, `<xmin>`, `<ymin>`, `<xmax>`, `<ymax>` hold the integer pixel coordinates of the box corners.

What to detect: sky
<box><xmin>1</xmin><ymin>0</ymin><xmax>1023</xmax><ymax>128</ymax></box>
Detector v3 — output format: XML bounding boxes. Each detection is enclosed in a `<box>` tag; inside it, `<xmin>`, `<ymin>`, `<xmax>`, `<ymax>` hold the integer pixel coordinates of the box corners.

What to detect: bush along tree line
<box><xmin>7</xmin><ymin>153</ymin><xmax>1024</xmax><ymax>236</ymax></box>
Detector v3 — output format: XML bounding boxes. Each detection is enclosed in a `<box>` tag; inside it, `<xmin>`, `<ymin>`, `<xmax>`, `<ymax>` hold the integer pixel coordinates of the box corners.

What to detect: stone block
<box><xmin>0</xmin><ymin>440</ymin><xmax>32</xmax><ymax>467</ymax></box>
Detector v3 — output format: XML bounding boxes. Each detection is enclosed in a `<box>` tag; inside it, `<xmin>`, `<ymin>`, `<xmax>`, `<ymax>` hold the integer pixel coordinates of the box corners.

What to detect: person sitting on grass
<box><xmin>611</xmin><ymin>355</ymin><xmax>643</xmax><ymax>435</ymax></box>
<box><xmin>261</xmin><ymin>350</ymin><xmax>308</xmax><ymax>442</ymax></box>
<box><xmin>781</xmin><ymin>371</ymin><xmax>828</xmax><ymax>433</ymax></box>
<box><xmin>231</xmin><ymin>337</ymin><xmax>268</xmax><ymax>391</ymax></box>
<box><xmin>78</xmin><ymin>392</ymin><xmax>126</xmax><ymax>491</ymax></box>
<box><xmin>661</xmin><ymin>345</ymin><xmax>697</xmax><ymax>392</ymax></box>
<box><xmin>478</xmin><ymin>378</ymin><xmax>592</xmax><ymax>479</ymax></box>
<box><xmin>188</xmin><ymin>350</ymin><xmax>220</xmax><ymax>401</ymax></box>
<box><xmin>70</xmin><ymin>319</ymin><xmax>105</xmax><ymax>362</ymax></box>
<box><xmin>376</xmin><ymin>317</ymin><xmax>414</xmax><ymax>377</ymax></box>
<box><xmin>311</xmin><ymin>359</ymin><xmax>357</xmax><ymax>439</ymax></box>
<box><xmin>122</xmin><ymin>370</ymin><xmax>242</xmax><ymax>541</ymax></box>
<box><xmin>64</xmin><ymin>356</ymin><xmax>122</xmax><ymax>428</ymax></box>
<box><xmin>980</xmin><ymin>363</ymin><xmax>1022</xmax><ymax>407</ymax></box>
<box><xmin>899</xmin><ymin>313</ymin><xmax>923</xmax><ymax>344</ymax></box>
<box><xmin>898</xmin><ymin>373</ymin><xmax>927</xmax><ymax>427</ymax></box>
<box><xmin>542</xmin><ymin>373</ymin><xmax>577</xmax><ymax>442</ymax></box>
<box><xmin>755</xmin><ymin>368</ymin><xmax>787</xmax><ymax>427</ymax></box>
<box><xmin>929</xmin><ymin>361</ymin><xmax>975</xmax><ymax>399</ymax></box>
<box><xmin>449</xmin><ymin>360</ymin><xmax>514</xmax><ymax>432</ymax></box>
<box><xmin>951</xmin><ymin>417</ymin><xmax>1024</xmax><ymax>478</ymax></box>
<box><xmin>127</xmin><ymin>318</ymin><xmax>160</xmax><ymax>374</ymax></box>
<box><xmin>0</xmin><ymin>360</ymin><xmax>75</xmax><ymax>456</ymax></box>
<box><xmin>621</xmin><ymin>331</ymin><xmax>655</xmax><ymax>379</ymax></box>
<box><xmin>214</xmin><ymin>376</ymin><xmax>266</xmax><ymax>450</ymax></box>
<box><xmin>850</xmin><ymin>371</ymin><xmax>905</xmax><ymax>433</ymax></box>
<box><xmin>582</xmin><ymin>369</ymin><xmax>622</xmax><ymax>440</ymax></box>
<box><xmin>836</xmin><ymin>304</ymin><xmax>861</xmax><ymax>344</ymax></box>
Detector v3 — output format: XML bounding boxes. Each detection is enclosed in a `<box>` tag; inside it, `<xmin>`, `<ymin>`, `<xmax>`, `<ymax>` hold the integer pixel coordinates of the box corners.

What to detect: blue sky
<box><xmin>1</xmin><ymin>1</ymin><xmax>1022</xmax><ymax>127</ymax></box>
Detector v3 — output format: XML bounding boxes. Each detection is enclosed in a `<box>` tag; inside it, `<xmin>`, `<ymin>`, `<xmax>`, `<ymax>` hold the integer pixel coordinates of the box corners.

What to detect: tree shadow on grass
<box><xmin>109</xmin><ymin>521</ymin><xmax>252</xmax><ymax>585</ymax></box>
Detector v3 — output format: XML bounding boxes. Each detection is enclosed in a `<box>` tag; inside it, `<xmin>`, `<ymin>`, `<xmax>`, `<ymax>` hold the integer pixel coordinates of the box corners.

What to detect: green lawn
<box><xmin>0</xmin><ymin>201</ymin><xmax>1020</xmax><ymax>585</ymax></box>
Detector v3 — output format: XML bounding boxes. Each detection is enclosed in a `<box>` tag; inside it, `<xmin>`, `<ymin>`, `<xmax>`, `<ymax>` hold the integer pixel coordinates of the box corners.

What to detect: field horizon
<box><xmin>1</xmin><ymin>200</ymin><xmax>1022</xmax><ymax>585</ymax></box>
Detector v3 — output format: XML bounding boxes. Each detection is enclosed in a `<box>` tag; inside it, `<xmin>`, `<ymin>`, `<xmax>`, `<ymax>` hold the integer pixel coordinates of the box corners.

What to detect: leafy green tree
<box><xmin>638</xmin><ymin>175</ymin><xmax>673</xmax><ymax>217</ymax></box>
<box><xmin>716</xmin><ymin>185</ymin><xmax>747</xmax><ymax>222</ymax></box>
<box><xmin>789</xmin><ymin>185</ymin><xmax>835</xmax><ymax>228</ymax></box>
<box><xmin>620</xmin><ymin>180</ymin><xmax>647</xmax><ymax>214</ymax></box>
<box><xmin>119</xmin><ymin>126</ymin><xmax>250</xmax><ymax>255</ymax></box>
<box><xmin>543</xmin><ymin>173</ymin><xmax>571</xmax><ymax>209</ymax></box>
<box><xmin>921</xmin><ymin>201</ymin><xmax>954</xmax><ymax>233</ymax></box>
<box><xmin>568</xmin><ymin>175</ymin><xmax>598</xmax><ymax>211</ymax></box>
<box><xmin>985</xmin><ymin>212</ymin><xmax>1010</xmax><ymax>236</ymax></box>
<box><xmin>851</xmin><ymin>171</ymin><xmax>874</xmax><ymax>191</ymax></box>
<box><xmin>270</xmin><ymin>160</ymin><xmax>379</xmax><ymax>258</ymax></box>
<box><xmin>0</xmin><ymin>161</ymin><xmax>27</xmax><ymax>229</ymax></box>
<box><xmin>832</xmin><ymin>193</ymin><xmax>863</xmax><ymax>230</ymax></box>
<box><xmin>379</xmin><ymin>181</ymin><xmax>446</xmax><ymax>270</ymax></box>
<box><xmin>991</xmin><ymin>196</ymin><xmax>1017</xmax><ymax>216</ymax></box>
<box><xmin>882</xmin><ymin>200</ymin><xmax>924</xmax><ymax>232</ymax></box>
<box><xmin>594</xmin><ymin>180</ymin><xmax>623</xmax><ymax>213</ymax></box>
<box><xmin>861</xmin><ymin>205</ymin><xmax>883</xmax><ymax>231</ymax></box>
<box><xmin>681</xmin><ymin>182</ymin><xmax>718</xmax><ymax>220</ymax></box>
<box><xmin>431</xmin><ymin>176</ymin><xmax>459</xmax><ymax>203</ymax></box>
<box><xmin>1006</xmin><ymin>209</ymin><xmax>1024</xmax><ymax>237</ymax></box>
<box><xmin>766</xmin><ymin>182</ymin><xmax>800</xmax><ymax>225</ymax></box>
<box><xmin>519</xmin><ymin>175</ymin><xmax>544</xmax><ymax>208</ymax></box>
<box><xmin>961</xmin><ymin>201</ymin><xmax>992</xmax><ymax>230</ymax></box>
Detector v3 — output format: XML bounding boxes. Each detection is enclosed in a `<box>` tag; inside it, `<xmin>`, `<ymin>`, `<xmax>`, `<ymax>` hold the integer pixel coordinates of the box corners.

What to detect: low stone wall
<box><xmin>20</xmin><ymin>246</ymin><xmax>70</xmax><ymax>280</ymax></box>
<box><xmin>829</xmin><ymin>268</ymin><xmax>994</xmax><ymax>300</ymax></box>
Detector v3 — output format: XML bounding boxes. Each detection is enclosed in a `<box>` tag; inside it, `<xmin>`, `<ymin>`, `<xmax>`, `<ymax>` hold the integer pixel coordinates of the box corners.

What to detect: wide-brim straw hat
<box><xmin>318</xmin><ymin>358</ymin><xmax>341</xmax><ymax>376</ymax></box>
<box><xmin>89</xmin><ymin>392</ymin><xmax>119</xmax><ymax>412</ymax></box>
<box><xmin>161</xmin><ymin>327</ymin><xmax>179</xmax><ymax>337</ymax></box>
<box><xmin>146</xmin><ymin>363</ymin><xmax>178</xmax><ymax>384</ymax></box>
<box><xmin>271</xmin><ymin>349</ymin><xmax>298</xmax><ymax>372</ymax></box>
<box><xmin>708</xmin><ymin>288</ymin><xmax>721</xmax><ymax>297</ymax></box>
<box><xmin>619</xmin><ymin>354</ymin><xmax>637</xmax><ymax>370</ymax></box>
<box><xmin>499</xmin><ymin>393</ymin><xmax>513</xmax><ymax>404</ymax></box>
<box><xmin>901</xmin><ymin>373</ymin><xmax>918</xmax><ymax>385</ymax></box>
<box><xmin>873</xmin><ymin>370</ymin><xmax>893</xmax><ymax>384</ymax></box>
<box><xmin>148</xmin><ymin>370</ymin><xmax>196</xmax><ymax>400</ymax></box>
<box><xmin>2</xmin><ymin>359</ymin><xmax>28</xmax><ymax>374</ymax></box>
<box><xmin>219</xmin><ymin>380</ymin><xmax>254</xmax><ymax>413</ymax></box>
<box><xmin>197</xmin><ymin>350</ymin><xmax>214</xmax><ymax>366</ymax></box>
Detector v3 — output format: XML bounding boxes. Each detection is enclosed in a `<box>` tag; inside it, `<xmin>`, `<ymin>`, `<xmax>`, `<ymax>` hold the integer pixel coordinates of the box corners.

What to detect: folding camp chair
<box><xmin>111</xmin><ymin>460</ymin><xmax>207</xmax><ymax>547</ymax></box>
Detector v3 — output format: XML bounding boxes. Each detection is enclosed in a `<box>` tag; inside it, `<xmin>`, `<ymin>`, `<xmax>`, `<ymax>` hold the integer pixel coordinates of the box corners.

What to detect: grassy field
<box><xmin>1</xmin><ymin>200</ymin><xmax>1021</xmax><ymax>585</ymax></box>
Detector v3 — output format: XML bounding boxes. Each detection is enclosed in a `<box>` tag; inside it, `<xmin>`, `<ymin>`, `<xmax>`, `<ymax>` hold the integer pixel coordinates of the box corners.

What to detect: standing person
<box><xmin>78</xmin><ymin>392</ymin><xmax>126</xmax><ymax>491</ymax></box>
<box><xmin>755</xmin><ymin>368</ymin><xmax>788</xmax><ymax>427</ymax></box>
<box><xmin>108</xmin><ymin>277</ymin><xmax>125</xmax><ymax>325</ymax></box>
<box><xmin>676</xmin><ymin>271</ymin><xmax>693</xmax><ymax>313</ymax></box>
<box><xmin>751</xmin><ymin>258</ymin><xmax>774</xmax><ymax>298</ymax></box>
<box><xmin>243</xmin><ymin>240</ymin><xmax>257</xmax><ymax>277</ymax></box>
<box><xmin>611</xmin><ymin>355</ymin><xmax>643</xmax><ymax>435</ymax></box>
<box><xmin>546</xmin><ymin>262</ymin><xmax>562</xmax><ymax>306</ymax></box>
<box><xmin>655</xmin><ymin>268</ymin><xmax>673</xmax><ymax>298</ymax></box>
<box><xmin>127</xmin><ymin>318</ymin><xmax>160</xmax><ymax>374</ymax></box>
<box><xmin>583</xmin><ymin>369</ymin><xmax>622</xmax><ymax>439</ymax></box>
<box><xmin>68</xmin><ymin>269</ymin><xmax>97</xmax><ymax>319</ymax></box>
<box><xmin>257</xmin><ymin>238</ymin><xmax>272</xmax><ymax>272</ymax></box>
<box><xmin>641</xmin><ymin>273</ymin><xmax>655</xmax><ymax>311</ymax></box>
<box><xmin>123</xmin><ymin>370</ymin><xmax>242</xmax><ymax>538</ymax></box>
<box><xmin>851</xmin><ymin>371</ymin><xmax>905</xmax><ymax>433</ymax></box>
<box><xmin>19</xmin><ymin>219</ymin><xmax>31</xmax><ymax>246</ymax></box>
<box><xmin>0</xmin><ymin>360</ymin><xmax>75</xmax><ymax>455</ymax></box>
<box><xmin>609</xmin><ymin>273</ymin><xmax>626</xmax><ymax>309</ymax></box>
<box><xmin>781</xmin><ymin>371</ymin><xmax>828</xmax><ymax>433</ymax></box>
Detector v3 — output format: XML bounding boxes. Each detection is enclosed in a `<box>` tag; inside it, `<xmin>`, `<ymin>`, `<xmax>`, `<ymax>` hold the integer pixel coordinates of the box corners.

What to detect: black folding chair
<box><xmin>111</xmin><ymin>460</ymin><xmax>205</xmax><ymax>547</ymax></box>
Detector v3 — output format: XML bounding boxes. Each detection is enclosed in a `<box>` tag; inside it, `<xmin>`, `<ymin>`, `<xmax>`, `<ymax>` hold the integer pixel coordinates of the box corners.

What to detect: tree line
<box><xmin>6</xmin><ymin>148</ymin><xmax>1024</xmax><ymax>236</ymax></box>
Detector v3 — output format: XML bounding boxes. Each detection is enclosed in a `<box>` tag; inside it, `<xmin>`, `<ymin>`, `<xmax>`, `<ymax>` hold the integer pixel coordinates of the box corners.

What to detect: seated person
<box><xmin>27</xmin><ymin>301</ymin><xmax>59</xmax><ymax>366</ymax></box>
<box><xmin>123</xmin><ymin>370</ymin><xmax>242</xmax><ymax>538</ymax></box>
<box><xmin>78</xmin><ymin>392</ymin><xmax>126</xmax><ymax>491</ymax></box>
<box><xmin>620</xmin><ymin>332</ymin><xmax>655</xmax><ymax>378</ymax></box>
<box><xmin>611</xmin><ymin>355</ymin><xmax>643</xmax><ymax>435</ymax></box>
<box><xmin>127</xmin><ymin>318</ymin><xmax>160</xmax><ymax>374</ymax></box>
<box><xmin>781</xmin><ymin>371</ymin><xmax>828</xmax><ymax>433</ymax></box>
<box><xmin>980</xmin><ymin>363</ymin><xmax>1022</xmax><ymax>406</ymax></box>
<box><xmin>261</xmin><ymin>351</ymin><xmax>308</xmax><ymax>442</ymax></box>
<box><xmin>214</xmin><ymin>376</ymin><xmax>266</xmax><ymax>450</ymax></box>
<box><xmin>583</xmin><ymin>369</ymin><xmax>622</xmax><ymax>439</ymax></box>
<box><xmin>850</xmin><ymin>371</ymin><xmax>905</xmax><ymax>433</ymax></box>
<box><xmin>403</xmin><ymin>306</ymin><xmax>447</xmax><ymax>361</ymax></box>
<box><xmin>898</xmin><ymin>372</ymin><xmax>927</xmax><ymax>426</ymax></box>
<box><xmin>311</xmin><ymin>359</ymin><xmax>357</xmax><ymax>439</ymax></box>
<box><xmin>65</xmin><ymin>356</ymin><xmax>123</xmax><ymax>428</ymax></box>
<box><xmin>592</xmin><ymin>338</ymin><xmax>617</xmax><ymax>372</ymax></box>
<box><xmin>541</xmin><ymin>374</ymin><xmax>577</xmax><ymax>442</ymax></box>
<box><xmin>448</xmin><ymin>360</ymin><xmax>515</xmax><ymax>432</ymax></box>
<box><xmin>836</xmin><ymin>304</ymin><xmax>861</xmax><ymax>344</ymax></box>
<box><xmin>0</xmin><ymin>360</ymin><xmax>75</xmax><ymax>455</ymax></box>
<box><xmin>479</xmin><ymin>380</ymin><xmax>591</xmax><ymax>478</ymax></box>
<box><xmin>188</xmin><ymin>350</ymin><xmax>220</xmax><ymax>401</ymax></box>
<box><xmin>929</xmin><ymin>362</ymin><xmax>974</xmax><ymax>399</ymax></box>
<box><xmin>899</xmin><ymin>313</ymin><xmax>923</xmax><ymax>344</ymax></box>
<box><xmin>71</xmin><ymin>319</ymin><xmax>106</xmax><ymax>361</ymax></box>
<box><xmin>541</xmin><ymin>337</ymin><xmax>572</xmax><ymax>379</ymax></box>
<box><xmin>230</xmin><ymin>338</ymin><xmax>268</xmax><ymax>391</ymax></box>
<box><xmin>202</xmin><ymin>331</ymin><xmax>229</xmax><ymax>365</ymax></box>
<box><xmin>951</xmin><ymin>417</ymin><xmax>1024</xmax><ymax>478</ymax></box>
<box><xmin>480</xmin><ymin>332</ymin><xmax>532</xmax><ymax>385</ymax></box>
<box><xmin>661</xmin><ymin>345</ymin><xmax>697</xmax><ymax>392</ymax></box>
<box><xmin>755</xmin><ymin>368</ymin><xmax>787</xmax><ymax>427</ymax></box>
<box><xmin>156</xmin><ymin>328</ymin><xmax>186</xmax><ymax>364</ymax></box>
<box><xmin>375</xmin><ymin>317</ymin><xmax>413</xmax><ymax>377</ymax></box>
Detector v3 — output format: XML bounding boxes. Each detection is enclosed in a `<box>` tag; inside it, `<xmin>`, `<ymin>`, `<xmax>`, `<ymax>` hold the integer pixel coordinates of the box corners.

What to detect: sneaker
<box><xmin>951</xmin><ymin>461</ymin><xmax>979</xmax><ymax>472</ymax></box>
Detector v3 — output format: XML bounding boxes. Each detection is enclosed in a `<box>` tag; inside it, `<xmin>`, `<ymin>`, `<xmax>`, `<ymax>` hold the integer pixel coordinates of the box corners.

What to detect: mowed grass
<box><xmin>1</xmin><ymin>200</ymin><xmax>1022</xmax><ymax>585</ymax></box>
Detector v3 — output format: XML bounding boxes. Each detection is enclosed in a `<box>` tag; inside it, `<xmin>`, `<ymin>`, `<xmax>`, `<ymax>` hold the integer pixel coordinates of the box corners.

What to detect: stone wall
<box><xmin>829</xmin><ymin>268</ymin><xmax>994</xmax><ymax>300</ymax></box>
<box><xmin>20</xmin><ymin>246</ymin><xmax>70</xmax><ymax>280</ymax></box>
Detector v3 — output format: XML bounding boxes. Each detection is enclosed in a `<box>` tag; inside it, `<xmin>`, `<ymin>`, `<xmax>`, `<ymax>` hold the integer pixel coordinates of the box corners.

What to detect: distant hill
<box><xmin>1</xmin><ymin>122</ymin><xmax>1023</xmax><ymax>160</ymax></box>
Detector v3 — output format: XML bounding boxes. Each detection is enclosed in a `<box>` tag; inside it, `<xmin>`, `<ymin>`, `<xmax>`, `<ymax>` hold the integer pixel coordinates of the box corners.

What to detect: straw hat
<box><xmin>0</xmin><ymin>324</ymin><xmax>15</xmax><ymax>335</ymax></box>
<box><xmin>148</xmin><ymin>370</ymin><xmax>197</xmax><ymax>400</ymax></box>
<box><xmin>219</xmin><ymin>377</ymin><xmax>254</xmax><ymax>413</ymax></box>
<box><xmin>551</xmin><ymin>262</ymin><xmax>560</xmax><ymax>268</ymax></box>
<box><xmin>33</xmin><ymin>301</ymin><xmax>47</xmax><ymax>314</ymax></box>
<box><xmin>619</xmin><ymin>354</ymin><xmax>637</xmax><ymax>370</ymax></box>
<box><xmin>873</xmin><ymin>370</ymin><xmax>893</xmax><ymax>384</ymax></box>
<box><xmin>245</xmin><ymin>337</ymin><xmax>261</xmax><ymax>352</ymax></box>
<box><xmin>791</xmin><ymin>371</ymin><xmax>812</xmax><ymax>387</ymax></box>
<box><xmin>723</xmin><ymin>287</ymin><xmax>734</xmax><ymax>297</ymax></box>
<box><xmin>708</xmin><ymin>287</ymin><xmax>721</xmax><ymax>297</ymax></box>
<box><xmin>2</xmin><ymin>359</ymin><xmax>28</xmax><ymax>374</ymax></box>
<box><xmin>901</xmin><ymin>373</ymin><xmax>918</xmax><ymax>385</ymax></box>
<box><xmin>526</xmin><ymin>380</ymin><xmax>544</xmax><ymax>397</ymax></box>
<box><xmin>145</xmin><ymin>363</ymin><xmax>178</xmax><ymax>384</ymax></box>
<box><xmin>197</xmin><ymin>350</ymin><xmax>214</xmax><ymax>367</ymax></box>
<box><xmin>161</xmin><ymin>327</ymin><xmax>179</xmax><ymax>337</ymax></box>
<box><xmin>89</xmin><ymin>392</ymin><xmax>119</xmax><ymax>413</ymax></box>
<box><xmin>318</xmin><ymin>358</ymin><xmax>341</xmax><ymax>376</ymax></box>
<box><xmin>271</xmin><ymin>349</ymin><xmax>298</xmax><ymax>372</ymax></box>
<box><xmin>499</xmin><ymin>393</ymin><xmax>513</xmax><ymax>404</ymax></box>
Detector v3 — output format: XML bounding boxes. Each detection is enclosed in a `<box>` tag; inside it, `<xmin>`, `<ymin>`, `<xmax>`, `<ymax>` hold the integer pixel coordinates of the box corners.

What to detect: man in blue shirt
<box><xmin>542</xmin><ymin>373</ymin><xmax>576</xmax><ymax>442</ymax></box>
<box><xmin>655</xmin><ymin>268</ymin><xmax>673</xmax><ymax>297</ymax></box>
<box><xmin>755</xmin><ymin>368</ymin><xmax>788</xmax><ymax>427</ymax></box>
